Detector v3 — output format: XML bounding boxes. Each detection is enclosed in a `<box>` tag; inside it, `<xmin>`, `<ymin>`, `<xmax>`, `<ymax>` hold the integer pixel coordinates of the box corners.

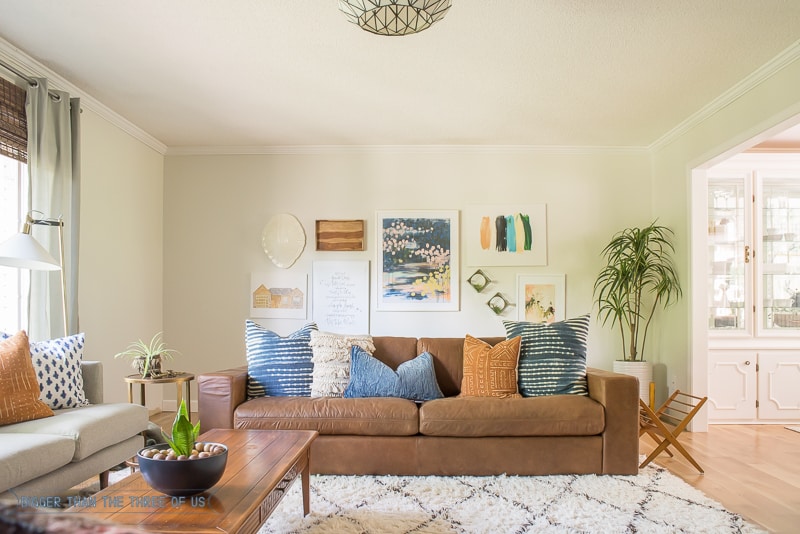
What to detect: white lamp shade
<box><xmin>0</xmin><ymin>232</ymin><xmax>61</xmax><ymax>271</ymax></box>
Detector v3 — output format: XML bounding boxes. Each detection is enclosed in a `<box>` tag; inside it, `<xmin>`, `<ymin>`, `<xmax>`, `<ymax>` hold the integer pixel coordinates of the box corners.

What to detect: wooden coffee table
<box><xmin>69</xmin><ymin>429</ymin><xmax>317</xmax><ymax>533</ymax></box>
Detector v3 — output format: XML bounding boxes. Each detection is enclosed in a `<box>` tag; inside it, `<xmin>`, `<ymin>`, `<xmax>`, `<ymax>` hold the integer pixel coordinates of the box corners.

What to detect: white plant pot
<box><xmin>613</xmin><ymin>360</ymin><xmax>653</xmax><ymax>405</ymax></box>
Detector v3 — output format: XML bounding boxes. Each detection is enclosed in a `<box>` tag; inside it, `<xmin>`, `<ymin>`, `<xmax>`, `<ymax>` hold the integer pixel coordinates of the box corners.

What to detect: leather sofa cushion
<box><xmin>419</xmin><ymin>395</ymin><xmax>605</xmax><ymax>437</ymax></box>
<box><xmin>234</xmin><ymin>396</ymin><xmax>419</xmax><ymax>436</ymax></box>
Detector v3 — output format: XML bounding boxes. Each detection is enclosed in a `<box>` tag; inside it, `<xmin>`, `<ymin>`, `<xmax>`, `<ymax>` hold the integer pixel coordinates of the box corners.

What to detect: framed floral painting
<box><xmin>517</xmin><ymin>274</ymin><xmax>565</xmax><ymax>323</ymax></box>
<box><xmin>376</xmin><ymin>210</ymin><xmax>459</xmax><ymax>311</ymax></box>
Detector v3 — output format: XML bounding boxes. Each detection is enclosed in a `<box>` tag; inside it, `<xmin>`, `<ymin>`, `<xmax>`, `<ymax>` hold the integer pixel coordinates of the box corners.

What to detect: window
<box><xmin>0</xmin><ymin>154</ymin><xmax>29</xmax><ymax>332</ymax></box>
<box><xmin>0</xmin><ymin>76</ymin><xmax>29</xmax><ymax>333</ymax></box>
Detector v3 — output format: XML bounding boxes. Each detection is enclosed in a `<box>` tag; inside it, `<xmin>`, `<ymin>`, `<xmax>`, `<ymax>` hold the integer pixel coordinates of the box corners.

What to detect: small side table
<box><xmin>124</xmin><ymin>372</ymin><xmax>195</xmax><ymax>473</ymax></box>
<box><xmin>124</xmin><ymin>372</ymin><xmax>195</xmax><ymax>414</ymax></box>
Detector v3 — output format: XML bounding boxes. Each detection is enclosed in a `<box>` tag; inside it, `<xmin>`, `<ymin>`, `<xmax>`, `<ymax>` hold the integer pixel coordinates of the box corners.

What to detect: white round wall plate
<box><xmin>261</xmin><ymin>213</ymin><xmax>306</xmax><ymax>268</ymax></box>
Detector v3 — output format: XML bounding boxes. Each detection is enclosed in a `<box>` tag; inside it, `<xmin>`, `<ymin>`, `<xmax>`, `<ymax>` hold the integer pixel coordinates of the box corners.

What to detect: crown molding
<box><xmin>0</xmin><ymin>37</ymin><xmax>167</xmax><ymax>155</ymax></box>
<box><xmin>649</xmin><ymin>39</ymin><xmax>800</xmax><ymax>153</ymax></box>
<box><xmin>164</xmin><ymin>144</ymin><xmax>649</xmax><ymax>156</ymax></box>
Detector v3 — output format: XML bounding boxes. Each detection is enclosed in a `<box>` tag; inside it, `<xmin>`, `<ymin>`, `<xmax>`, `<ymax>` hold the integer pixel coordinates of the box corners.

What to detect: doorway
<box><xmin>691</xmin><ymin>119</ymin><xmax>800</xmax><ymax>430</ymax></box>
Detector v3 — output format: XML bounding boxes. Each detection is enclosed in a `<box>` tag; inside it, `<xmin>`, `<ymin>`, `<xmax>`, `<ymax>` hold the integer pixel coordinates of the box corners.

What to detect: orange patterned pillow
<box><xmin>0</xmin><ymin>331</ymin><xmax>54</xmax><ymax>426</ymax></box>
<box><xmin>460</xmin><ymin>335</ymin><xmax>522</xmax><ymax>398</ymax></box>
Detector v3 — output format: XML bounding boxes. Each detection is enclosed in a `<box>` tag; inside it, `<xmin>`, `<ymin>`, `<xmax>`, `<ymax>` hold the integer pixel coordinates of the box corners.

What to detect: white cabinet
<box><xmin>708</xmin><ymin>351</ymin><xmax>800</xmax><ymax>422</ymax></box>
<box><xmin>707</xmin><ymin>155</ymin><xmax>800</xmax><ymax>423</ymax></box>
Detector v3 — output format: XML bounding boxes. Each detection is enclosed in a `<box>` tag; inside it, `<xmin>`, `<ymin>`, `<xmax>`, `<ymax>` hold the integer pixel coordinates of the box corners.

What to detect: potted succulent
<box><xmin>114</xmin><ymin>332</ymin><xmax>180</xmax><ymax>378</ymax></box>
<box><xmin>593</xmin><ymin>221</ymin><xmax>682</xmax><ymax>401</ymax></box>
<box><xmin>137</xmin><ymin>399</ymin><xmax>227</xmax><ymax>496</ymax></box>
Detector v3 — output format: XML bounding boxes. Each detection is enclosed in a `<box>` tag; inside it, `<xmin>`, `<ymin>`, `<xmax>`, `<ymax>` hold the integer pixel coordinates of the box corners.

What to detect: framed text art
<box><xmin>312</xmin><ymin>260</ymin><xmax>370</xmax><ymax>334</ymax></box>
<box><xmin>517</xmin><ymin>274</ymin><xmax>565</xmax><ymax>323</ymax></box>
<box><xmin>376</xmin><ymin>210</ymin><xmax>460</xmax><ymax>312</ymax></box>
<box><xmin>250</xmin><ymin>272</ymin><xmax>308</xmax><ymax>319</ymax></box>
<box><xmin>464</xmin><ymin>204</ymin><xmax>547</xmax><ymax>266</ymax></box>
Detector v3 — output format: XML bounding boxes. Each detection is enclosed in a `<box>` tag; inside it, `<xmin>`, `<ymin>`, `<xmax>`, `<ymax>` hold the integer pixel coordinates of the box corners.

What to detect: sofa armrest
<box><xmin>198</xmin><ymin>366</ymin><xmax>248</xmax><ymax>430</ymax></box>
<box><xmin>81</xmin><ymin>361</ymin><xmax>104</xmax><ymax>404</ymax></box>
<box><xmin>586</xmin><ymin>367</ymin><xmax>639</xmax><ymax>474</ymax></box>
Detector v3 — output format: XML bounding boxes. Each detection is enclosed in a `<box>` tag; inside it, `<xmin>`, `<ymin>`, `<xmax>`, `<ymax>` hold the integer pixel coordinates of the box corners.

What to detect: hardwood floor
<box><xmin>640</xmin><ymin>425</ymin><xmax>800</xmax><ymax>533</ymax></box>
<box><xmin>155</xmin><ymin>412</ymin><xmax>798</xmax><ymax>533</ymax></box>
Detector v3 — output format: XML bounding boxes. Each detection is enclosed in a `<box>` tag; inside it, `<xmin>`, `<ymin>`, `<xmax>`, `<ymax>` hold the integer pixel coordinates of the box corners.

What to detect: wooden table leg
<box><xmin>176</xmin><ymin>382</ymin><xmax>183</xmax><ymax>410</ymax></box>
<box><xmin>127</xmin><ymin>384</ymin><xmax>133</xmax><ymax>404</ymax></box>
<box><xmin>302</xmin><ymin>451</ymin><xmax>311</xmax><ymax>516</ymax></box>
<box><xmin>139</xmin><ymin>384</ymin><xmax>146</xmax><ymax>406</ymax></box>
<box><xmin>186</xmin><ymin>382</ymin><xmax>191</xmax><ymax>418</ymax></box>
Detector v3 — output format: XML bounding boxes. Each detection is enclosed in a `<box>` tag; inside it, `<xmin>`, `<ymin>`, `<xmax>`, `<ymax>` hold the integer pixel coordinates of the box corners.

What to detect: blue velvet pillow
<box><xmin>245</xmin><ymin>320</ymin><xmax>318</xmax><ymax>398</ymax></box>
<box><xmin>344</xmin><ymin>346</ymin><xmax>444</xmax><ymax>402</ymax></box>
<box><xmin>502</xmin><ymin>314</ymin><xmax>590</xmax><ymax>397</ymax></box>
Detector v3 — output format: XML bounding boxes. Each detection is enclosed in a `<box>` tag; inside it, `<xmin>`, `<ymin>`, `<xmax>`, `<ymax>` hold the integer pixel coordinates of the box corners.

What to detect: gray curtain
<box><xmin>26</xmin><ymin>78</ymin><xmax>80</xmax><ymax>340</ymax></box>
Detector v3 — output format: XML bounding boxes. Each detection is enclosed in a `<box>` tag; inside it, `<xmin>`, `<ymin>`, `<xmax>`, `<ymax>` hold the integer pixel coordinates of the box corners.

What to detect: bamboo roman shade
<box><xmin>0</xmin><ymin>77</ymin><xmax>27</xmax><ymax>163</ymax></box>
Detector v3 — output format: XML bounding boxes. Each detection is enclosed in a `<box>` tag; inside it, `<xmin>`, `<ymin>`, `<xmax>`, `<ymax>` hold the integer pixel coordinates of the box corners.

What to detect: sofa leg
<box><xmin>99</xmin><ymin>470</ymin><xmax>110</xmax><ymax>489</ymax></box>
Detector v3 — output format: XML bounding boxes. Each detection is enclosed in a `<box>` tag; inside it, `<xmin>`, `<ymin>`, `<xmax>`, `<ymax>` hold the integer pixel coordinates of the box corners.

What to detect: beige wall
<box><xmin>162</xmin><ymin>149</ymin><xmax>653</xmax><ymax>407</ymax></box>
<box><xmin>79</xmin><ymin>109</ymin><xmax>164</xmax><ymax>406</ymax></box>
<box><xmin>70</xmin><ymin>53</ymin><xmax>800</xmax><ymax>416</ymax></box>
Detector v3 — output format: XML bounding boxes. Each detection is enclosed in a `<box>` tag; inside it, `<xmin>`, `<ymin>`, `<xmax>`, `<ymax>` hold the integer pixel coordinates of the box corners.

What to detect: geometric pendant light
<box><xmin>338</xmin><ymin>0</ymin><xmax>452</xmax><ymax>36</ymax></box>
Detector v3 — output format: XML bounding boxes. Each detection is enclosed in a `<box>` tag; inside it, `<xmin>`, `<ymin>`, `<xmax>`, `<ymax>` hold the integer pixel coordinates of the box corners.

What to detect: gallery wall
<box><xmin>161</xmin><ymin>149</ymin><xmax>653</xmax><ymax>407</ymax></box>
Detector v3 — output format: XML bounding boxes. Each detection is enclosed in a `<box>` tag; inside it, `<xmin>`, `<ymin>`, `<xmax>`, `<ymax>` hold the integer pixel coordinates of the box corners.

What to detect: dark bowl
<box><xmin>136</xmin><ymin>442</ymin><xmax>228</xmax><ymax>497</ymax></box>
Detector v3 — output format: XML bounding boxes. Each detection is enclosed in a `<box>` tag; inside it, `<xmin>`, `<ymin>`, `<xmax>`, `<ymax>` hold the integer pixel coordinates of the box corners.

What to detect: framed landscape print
<box><xmin>376</xmin><ymin>210</ymin><xmax>460</xmax><ymax>311</ymax></box>
<box><xmin>464</xmin><ymin>204</ymin><xmax>547</xmax><ymax>266</ymax></box>
<box><xmin>517</xmin><ymin>274</ymin><xmax>565</xmax><ymax>323</ymax></box>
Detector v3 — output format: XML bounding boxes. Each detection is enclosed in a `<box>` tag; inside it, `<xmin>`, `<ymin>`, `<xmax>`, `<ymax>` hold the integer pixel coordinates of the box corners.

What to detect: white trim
<box><xmin>161</xmin><ymin>399</ymin><xmax>199</xmax><ymax>414</ymax></box>
<box><xmin>0</xmin><ymin>37</ymin><xmax>167</xmax><ymax>155</ymax></box>
<box><xmin>164</xmin><ymin>144</ymin><xmax>649</xmax><ymax>156</ymax></box>
<box><xmin>650</xmin><ymin>40</ymin><xmax>800</xmax><ymax>153</ymax></box>
<box><xmin>690</xmin><ymin>167</ymin><xmax>710</xmax><ymax>431</ymax></box>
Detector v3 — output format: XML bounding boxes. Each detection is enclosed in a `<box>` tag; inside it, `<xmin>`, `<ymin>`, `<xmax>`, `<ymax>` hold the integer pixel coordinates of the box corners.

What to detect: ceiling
<box><xmin>0</xmin><ymin>1</ymin><xmax>799</xmax><ymax>151</ymax></box>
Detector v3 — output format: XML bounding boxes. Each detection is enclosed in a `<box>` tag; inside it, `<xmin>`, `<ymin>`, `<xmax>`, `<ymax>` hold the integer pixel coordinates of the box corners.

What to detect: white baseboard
<box><xmin>161</xmin><ymin>399</ymin><xmax>199</xmax><ymax>414</ymax></box>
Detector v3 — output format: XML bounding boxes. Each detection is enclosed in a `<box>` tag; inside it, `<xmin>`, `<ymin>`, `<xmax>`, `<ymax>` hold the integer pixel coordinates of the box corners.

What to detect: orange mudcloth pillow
<box><xmin>460</xmin><ymin>335</ymin><xmax>521</xmax><ymax>398</ymax></box>
<box><xmin>0</xmin><ymin>331</ymin><xmax>54</xmax><ymax>425</ymax></box>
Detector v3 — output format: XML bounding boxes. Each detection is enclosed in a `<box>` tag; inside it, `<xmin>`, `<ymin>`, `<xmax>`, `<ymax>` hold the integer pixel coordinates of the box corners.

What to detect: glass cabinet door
<box><xmin>708</xmin><ymin>177</ymin><xmax>749</xmax><ymax>332</ymax></box>
<box><xmin>760</xmin><ymin>176</ymin><xmax>800</xmax><ymax>331</ymax></box>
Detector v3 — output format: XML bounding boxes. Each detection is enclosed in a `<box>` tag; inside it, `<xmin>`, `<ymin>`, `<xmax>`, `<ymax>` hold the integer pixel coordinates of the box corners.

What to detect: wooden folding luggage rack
<box><xmin>639</xmin><ymin>390</ymin><xmax>708</xmax><ymax>473</ymax></box>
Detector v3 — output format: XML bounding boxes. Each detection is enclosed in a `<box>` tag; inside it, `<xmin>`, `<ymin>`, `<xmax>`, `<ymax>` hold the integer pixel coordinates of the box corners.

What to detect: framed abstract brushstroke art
<box><xmin>376</xmin><ymin>210</ymin><xmax>460</xmax><ymax>311</ymax></box>
<box><xmin>517</xmin><ymin>274</ymin><xmax>565</xmax><ymax>323</ymax></box>
<box><xmin>464</xmin><ymin>204</ymin><xmax>547</xmax><ymax>266</ymax></box>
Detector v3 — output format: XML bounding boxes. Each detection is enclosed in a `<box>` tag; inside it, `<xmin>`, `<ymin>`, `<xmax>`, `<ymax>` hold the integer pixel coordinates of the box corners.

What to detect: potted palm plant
<box><xmin>593</xmin><ymin>221</ymin><xmax>682</xmax><ymax>402</ymax></box>
<box><xmin>114</xmin><ymin>332</ymin><xmax>180</xmax><ymax>378</ymax></box>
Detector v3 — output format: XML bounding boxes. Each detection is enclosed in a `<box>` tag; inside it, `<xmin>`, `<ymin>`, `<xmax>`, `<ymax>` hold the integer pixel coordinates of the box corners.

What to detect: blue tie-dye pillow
<box><xmin>245</xmin><ymin>321</ymin><xmax>318</xmax><ymax>398</ymax></box>
<box><xmin>1</xmin><ymin>331</ymin><xmax>91</xmax><ymax>409</ymax></box>
<box><xmin>502</xmin><ymin>315</ymin><xmax>590</xmax><ymax>397</ymax></box>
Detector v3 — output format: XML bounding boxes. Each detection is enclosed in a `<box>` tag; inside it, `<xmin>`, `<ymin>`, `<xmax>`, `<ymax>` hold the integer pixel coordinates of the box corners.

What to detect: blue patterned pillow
<box><xmin>502</xmin><ymin>314</ymin><xmax>590</xmax><ymax>397</ymax></box>
<box><xmin>344</xmin><ymin>346</ymin><xmax>444</xmax><ymax>402</ymax></box>
<box><xmin>245</xmin><ymin>321</ymin><xmax>318</xmax><ymax>398</ymax></box>
<box><xmin>1</xmin><ymin>331</ymin><xmax>90</xmax><ymax>409</ymax></box>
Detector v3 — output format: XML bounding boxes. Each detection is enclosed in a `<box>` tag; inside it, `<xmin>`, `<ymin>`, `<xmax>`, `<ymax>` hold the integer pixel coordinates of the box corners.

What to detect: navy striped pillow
<box><xmin>245</xmin><ymin>321</ymin><xmax>318</xmax><ymax>398</ymax></box>
<box><xmin>502</xmin><ymin>314</ymin><xmax>590</xmax><ymax>397</ymax></box>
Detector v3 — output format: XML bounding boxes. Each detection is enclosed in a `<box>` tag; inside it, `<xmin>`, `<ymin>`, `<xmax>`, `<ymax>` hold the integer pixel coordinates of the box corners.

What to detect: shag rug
<box><xmin>259</xmin><ymin>466</ymin><xmax>764</xmax><ymax>534</ymax></box>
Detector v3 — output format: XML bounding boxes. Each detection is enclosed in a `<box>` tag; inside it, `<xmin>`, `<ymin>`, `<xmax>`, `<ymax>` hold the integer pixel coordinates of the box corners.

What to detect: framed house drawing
<box><xmin>375</xmin><ymin>210</ymin><xmax>460</xmax><ymax>312</ymax></box>
<box><xmin>250</xmin><ymin>272</ymin><xmax>308</xmax><ymax>319</ymax></box>
<box><xmin>517</xmin><ymin>274</ymin><xmax>565</xmax><ymax>323</ymax></box>
<box><xmin>464</xmin><ymin>204</ymin><xmax>547</xmax><ymax>266</ymax></box>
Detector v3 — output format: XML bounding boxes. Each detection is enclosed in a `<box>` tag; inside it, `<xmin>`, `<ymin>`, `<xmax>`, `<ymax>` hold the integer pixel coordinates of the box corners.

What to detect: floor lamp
<box><xmin>0</xmin><ymin>212</ymin><xmax>68</xmax><ymax>336</ymax></box>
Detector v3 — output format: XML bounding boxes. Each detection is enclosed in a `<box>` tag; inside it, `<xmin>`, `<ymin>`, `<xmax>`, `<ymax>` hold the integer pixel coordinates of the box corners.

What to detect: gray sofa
<box><xmin>0</xmin><ymin>361</ymin><xmax>149</xmax><ymax>500</ymax></box>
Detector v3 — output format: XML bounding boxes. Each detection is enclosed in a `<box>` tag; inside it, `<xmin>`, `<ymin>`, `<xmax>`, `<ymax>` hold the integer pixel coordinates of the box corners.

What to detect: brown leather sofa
<box><xmin>198</xmin><ymin>336</ymin><xmax>640</xmax><ymax>476</ymax></box>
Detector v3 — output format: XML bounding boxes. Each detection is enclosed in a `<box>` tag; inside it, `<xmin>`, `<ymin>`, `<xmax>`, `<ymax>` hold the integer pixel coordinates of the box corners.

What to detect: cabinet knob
<box><xmin>744</xmin><ymin>360</ymin><xmax>751</xmax><ymax>365</ymax></box>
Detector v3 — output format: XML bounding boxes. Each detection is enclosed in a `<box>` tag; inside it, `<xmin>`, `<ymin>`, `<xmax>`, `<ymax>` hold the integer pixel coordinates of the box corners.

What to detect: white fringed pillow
<box><xmin>309</xmin><ymin>331</ymin><xmax>375</xmax><ymax>397</ymax></box>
